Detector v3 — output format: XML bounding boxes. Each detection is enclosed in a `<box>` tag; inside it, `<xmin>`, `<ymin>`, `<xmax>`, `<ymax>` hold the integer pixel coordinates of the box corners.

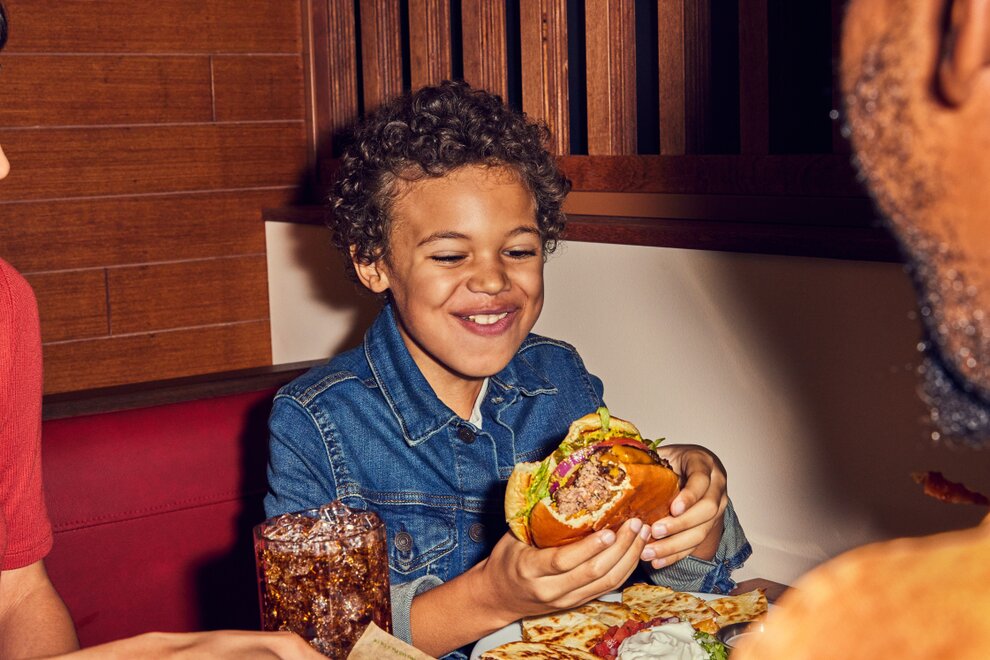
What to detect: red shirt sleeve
<box><xmin>0</xmin><ymin>258</ymin><xmax>53</xmax><ymax>570</ymax></box>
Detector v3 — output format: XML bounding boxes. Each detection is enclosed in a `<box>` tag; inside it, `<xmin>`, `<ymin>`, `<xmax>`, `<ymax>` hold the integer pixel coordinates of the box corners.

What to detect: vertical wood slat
<box><xmin>519</xmin><ymin>0</ymin><xmax>569</xmax><ymax>155</ymax></box>
<box><xmin>684</xmin><ymin>1</ymin><xmax>713</xmax><ymax>154</ymax></box>
<box><xmin>585</xmin><ymin>0</ymin><xmax>637</xmax><ymax>155</ymax></box>
<box><xmin>324</xmin><ymin>0</ymin><xmax>361</xmax><ymax>144</ymax></box>
<box><xmin>408</xmin><ymin>0</ymin><xmax>452</xmax><ymax>90</ymax></box>
<box><xmin>461</xmin><ymin>0</ymin><xmax>509</xmax><ymax>100</ymax></box>
<box><xmin>738</xmin><ymin>0</ymin><xmax>770</xmax><ymax>154</ymax></box>
<box><xmin>360</xmin><ymin>0</ymin><xmax>404</xmax><ymax>112</ymax></box>
<box><xmin>658</xmin><ymin>1</ymin><xmax>686</xmax><ymax>155</ymax></box>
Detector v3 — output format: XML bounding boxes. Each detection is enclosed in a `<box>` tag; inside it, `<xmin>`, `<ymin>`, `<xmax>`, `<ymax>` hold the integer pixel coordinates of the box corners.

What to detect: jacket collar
<box><xmin>364</xmin><ymin>303</ymin><xmax>556</xmax><ymax>446</ymax></box>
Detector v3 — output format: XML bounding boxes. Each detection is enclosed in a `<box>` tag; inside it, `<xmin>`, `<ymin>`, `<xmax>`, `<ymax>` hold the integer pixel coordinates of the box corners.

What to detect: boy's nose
<box><xmin>467</xmin><ymin>259</ymin><xmax>510</xmax><ymax>294</ymax></box>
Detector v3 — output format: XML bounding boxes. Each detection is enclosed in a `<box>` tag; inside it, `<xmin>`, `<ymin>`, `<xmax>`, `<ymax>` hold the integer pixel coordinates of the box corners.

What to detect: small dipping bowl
<box><xmin>716</xmin><ymin>621</ymin><xmax>766</xmax><ymax>654</ymax></box>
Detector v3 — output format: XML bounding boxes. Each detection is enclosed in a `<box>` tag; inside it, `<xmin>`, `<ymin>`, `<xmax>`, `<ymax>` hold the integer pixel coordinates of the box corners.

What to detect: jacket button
<box><xmin>469</xmin><ymin>522</ymin><xmax>485</xmax><ymax>543</ymax></box>
<box><xmin>457</xmin><ymin>427</ymin><xmax>476</xmax><ymax>444</ymax></box>
<box><xmin>394</xmin><ymin>531</ymin><xmax>413</xmax><ymax>552</ymax></box>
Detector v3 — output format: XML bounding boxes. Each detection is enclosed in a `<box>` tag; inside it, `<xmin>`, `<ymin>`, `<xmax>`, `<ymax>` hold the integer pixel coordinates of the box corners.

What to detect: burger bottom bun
<box><xmin>528</xmin><ymin>462</ymin><xmax>680</xmax><ymax>548</ymax></box>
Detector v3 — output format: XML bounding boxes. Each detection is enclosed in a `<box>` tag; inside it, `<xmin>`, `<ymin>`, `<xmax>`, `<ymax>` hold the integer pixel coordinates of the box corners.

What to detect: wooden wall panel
<box><xmin>42</xmin><ymin>322</ymin><xmax>273</xmax><ymax>393</ymax></box>
<box><xmin>2</xmin><ymin>0</ymin><xmax>300</xmax><ymax>54</ymax></box>
<box><xmin>108</xmin><ymin>257</ymin><xmax>270</xmax><ymax>335</ymax></box>
<box><xmin>24</xmin><ymin>271</ymin><xmax>108</xmax><ymax>344</ymax></box>
<box><xmin>0</xmin><ymin>190</ymin><xmax>289</xmax><ymax>273</ymax></box>
<box><xmin>0</xmin><ymin>1</ymin><xmax>309</xmax><ymax>394</ymax></box>
<box><xmin>0</xmin><ymin>124</ymin><xmax>306</xmax><ymax>201</ymax></box>
<box><xmin>213</xmin><ymin>56</ymin><xmax>306</xmax><ymax>122</ymax></box>
<box><xmin>520</xmin><ymin>0</ymin><xmax>569</xmax><ymax>155</ymax></box>
<box><xmin>461</xmin><ymin>0</ymin><xmax>509</xmax><ymax>100</ymax></box>
<box><xmin>360</xmin><ymin>0</ymin><xmax>404</xmax><ymax>112</ymax></box>
<box><xmin>0</xmin><ymin>56</ymin><xmax>213</xmax><ymax>126</ymax></box>
<box><xmin>586</xmin><ymin>0</ymin><xmax>637</xmax><ymax>155</ymax></box>
<box><xmin>408</xmin><ymin>0</ymin><xmax>452</xmax><ymax>90</ymax></box>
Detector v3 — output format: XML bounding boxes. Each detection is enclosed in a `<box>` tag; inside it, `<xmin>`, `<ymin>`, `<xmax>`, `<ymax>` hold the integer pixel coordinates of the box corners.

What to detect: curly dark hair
<box><xmin>328</xmin><ymin>80</ymin><xmax>570</xmax><ymax>281</ymax></box>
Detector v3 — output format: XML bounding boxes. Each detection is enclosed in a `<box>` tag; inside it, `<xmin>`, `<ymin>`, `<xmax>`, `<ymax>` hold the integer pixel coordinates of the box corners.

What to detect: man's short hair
<box><xmin>328</xmin><ymin>80</ymin><xmax>570</xmax><ymax>282</ymax></box>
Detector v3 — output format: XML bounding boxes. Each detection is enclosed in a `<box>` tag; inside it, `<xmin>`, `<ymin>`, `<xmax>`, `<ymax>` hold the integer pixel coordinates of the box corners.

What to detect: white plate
<box><xmin>470</xmin><ymin>591</ymin><xmax>722</xmax><ymax>659</ymax></box>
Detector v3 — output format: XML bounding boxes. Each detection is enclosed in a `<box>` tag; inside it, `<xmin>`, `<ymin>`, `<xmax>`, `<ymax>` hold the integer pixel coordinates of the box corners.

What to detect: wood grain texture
<box><xmin>360</xmin><ymin>0</ymin><xmax>404</xmax><ymax>112</ymax></box>
<box><xmin>213</xmin><ymin>56</ymin><xmax>306</xmax><ymax>122</ymax></box>
<box><xmin>408</xmin><ymin>0</ymin><xmax>452</xmax><ymax>90</ymax></box>
<box><xmin>0</xmin><ymin>56</ymin><xmax>213</xmax><ymax>126</ymax></box>
<box><xmin>461</xmin><ymin>0</ymin><xmax>509</xmax><ymax>100</ymax></box>
<box><xmin>560</xmin><ymin>154</ymin><xmax>868</xmax><ymax>197</ymax></box>
<box><xmin>42</xmin><ymin>321</ymin><xmax>273</xmax><ymax>394</ymax></box>
<box><xmin>520</xmin><ymin>0</ymin><xmax>569</xmax><ymax>154</ymax></box>
<box><xmin>683</xmin><ymin>1</ymin><xmax>712</xmax><ymax>153</ymax></box>
<box><xmin>738</xmin><ymin>0</ymin><xmax>770</xmax><ymax>154</ymax></box>
<box><xmin>24</xmin><ymin>270</ymin><xmax>109</xmax><ymax>344</ymax></box>
<box><xmin>0</xmin><ymin>190</ymin><xmax>290</xmax><ymax>273</ymax></box>
<box><xmin>658</xmin><ymin>1</ymin><xmax>686</xmax><ymax>154</ymax></box>
<box><xmin>2</xmin><ymin>0</ymin><xmax>300</xmax><ymax>53</ymax></box>
<box><xmin>107</xmin><ymin>256</ymin><xmax>270</xmax><ymax>335</ymax></box>
<box><xmin>0</xmin><ymin>123</ymin><xmax>307</xmax><ymax>201</ymax></box>
<box><xmin>585</xmin><ymin>0</ymin><xmax>637</xmax><ymax>155</ymax></box>
<box><xmin>322</xmin><ymin>0</ymin><xmax>361</xmax><ymax>140</ymax></box>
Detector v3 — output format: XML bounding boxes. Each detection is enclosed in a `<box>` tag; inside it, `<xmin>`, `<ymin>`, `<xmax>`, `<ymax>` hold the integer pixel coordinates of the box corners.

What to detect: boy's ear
<box><xmin>938</xmin><ymin>0</ymin><xmax>990</xmax><ymax>105</ymax></box>
<box><xmin>352</xmin><ymin>248</ymin><xmax>391</xmax><ymax>293</ymax></box>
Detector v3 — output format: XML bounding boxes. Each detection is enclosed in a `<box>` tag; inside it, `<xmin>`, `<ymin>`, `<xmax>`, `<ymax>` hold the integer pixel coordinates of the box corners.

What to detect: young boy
<box><xmin>265</xmin><ymin>81</ymin><xmax>749</xmax><ymax>659</ymax></box>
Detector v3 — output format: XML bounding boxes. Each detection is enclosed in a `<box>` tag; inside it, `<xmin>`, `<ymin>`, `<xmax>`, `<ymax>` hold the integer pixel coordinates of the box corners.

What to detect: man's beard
<box><xmin>846</xmin><ymin>28</ymin><xmax>990</xmax><ymax>448</ymax></box>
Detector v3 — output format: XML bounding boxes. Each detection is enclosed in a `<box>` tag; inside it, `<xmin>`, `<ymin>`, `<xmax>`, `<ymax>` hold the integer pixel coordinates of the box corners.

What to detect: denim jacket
<box><xmin>265</xmin><ymin>303</ymin><xmax>750</xmax><ymax>659</ymax></box>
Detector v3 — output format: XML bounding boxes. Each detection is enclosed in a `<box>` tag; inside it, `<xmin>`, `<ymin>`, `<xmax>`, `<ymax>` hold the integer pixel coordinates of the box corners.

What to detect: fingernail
<box><xmin>652</xmin><ymin>558</ymin><xmax>667</xmax><ymax>569</ymax></box>
<box><xmin>641</xmin><ymin>548</ymin><xmax>656</xmax><ymax>561</ymax></box>
<box><xmin>639</xmin><ymin>525</ymin><xmax>651</xmax><ymax>541</ymax></box>
<box><xmin>671</xmin><ymin>500</ymin><xmax>685</xmax><ymax>516</ymax></box>
<box><xmin>652</xmin><ymin>524</ymin><xmax>667</xmax><ymax>538</ymax></box>
<box><xmin>601</xmin><ymin>530</ymin><xmax>616</xmax><ymax>545</ymax></box>
<box><xmin>630</xmin><ymin>518</ymin><xmax>643</xmax><ymax>534</ymax></box>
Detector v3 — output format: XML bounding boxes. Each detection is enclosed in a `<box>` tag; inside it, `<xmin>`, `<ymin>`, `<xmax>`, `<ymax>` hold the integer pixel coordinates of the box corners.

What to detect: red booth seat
<box><xmin>41</xmin><ymin>384</ymin><xmax>281</xmax><ymax>648</ymax></box>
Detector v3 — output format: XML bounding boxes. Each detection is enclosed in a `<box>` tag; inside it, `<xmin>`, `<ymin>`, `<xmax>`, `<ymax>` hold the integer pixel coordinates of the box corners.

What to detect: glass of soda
<box><xmin>254</xmin><ymin>501</ymin><xmax>392</xmax><ymax>658</ymax></box>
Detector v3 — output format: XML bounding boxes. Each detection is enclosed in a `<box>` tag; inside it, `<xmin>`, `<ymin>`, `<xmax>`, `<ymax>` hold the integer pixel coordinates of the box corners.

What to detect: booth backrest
<box><xmin>41</xmin><ymin>386</ymin><xmax>279</xmax><ymax>647</ymax></box>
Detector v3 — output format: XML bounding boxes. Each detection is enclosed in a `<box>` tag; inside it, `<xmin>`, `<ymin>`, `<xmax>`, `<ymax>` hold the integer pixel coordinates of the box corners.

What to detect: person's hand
<box><xmin>50</xmin><ymin>630</ymin><xmax>324</xmax><ymax>659</ymax></box>
<box><xmin>642</xmin><ymin>444</ymin><xmax>728</xmax><ymax>568</ymax></box>
<box><xmin>478</xmin><ymin>518</ymin><xmax>652</xmax><ymax>624</ymax></box>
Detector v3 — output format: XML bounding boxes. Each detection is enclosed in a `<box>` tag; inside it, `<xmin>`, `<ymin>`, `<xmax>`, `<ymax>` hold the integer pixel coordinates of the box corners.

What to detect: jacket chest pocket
<box><xmin>371</xmin><ymin>501</ymin><xmax>457</xmax><ymax>576</ymax></box>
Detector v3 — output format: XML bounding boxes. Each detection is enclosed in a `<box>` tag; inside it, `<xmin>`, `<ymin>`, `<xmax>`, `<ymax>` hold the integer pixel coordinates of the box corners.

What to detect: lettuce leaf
<box><xmin>693</xmin><ymin>631</ymin><xmax>728</xmax><ymax>660</ymax></box>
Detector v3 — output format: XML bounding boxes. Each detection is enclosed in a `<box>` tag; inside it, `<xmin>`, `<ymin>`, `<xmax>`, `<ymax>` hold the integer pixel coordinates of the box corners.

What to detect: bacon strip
<box><xmin>912</xmin><ymin>471</ymin><xmax>990</xmax><ymax>505</ymax></box>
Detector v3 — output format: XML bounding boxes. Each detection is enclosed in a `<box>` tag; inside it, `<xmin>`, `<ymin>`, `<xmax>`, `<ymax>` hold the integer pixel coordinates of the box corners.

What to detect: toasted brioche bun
<box><xmin>505</xmin><ymin>411</ymin><xmax>680</xmax><ymax>548</ymax></box>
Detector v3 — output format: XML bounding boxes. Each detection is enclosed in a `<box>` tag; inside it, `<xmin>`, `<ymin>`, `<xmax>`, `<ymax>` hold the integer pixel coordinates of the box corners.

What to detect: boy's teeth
<box><xmin>467</xmin><ymin>312</ymin><xmax>508</xmax><ymax>325</ymax></box>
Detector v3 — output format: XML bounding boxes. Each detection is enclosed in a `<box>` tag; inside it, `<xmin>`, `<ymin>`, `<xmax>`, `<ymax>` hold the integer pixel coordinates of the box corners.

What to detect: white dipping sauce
<box><xmin>616</xmin><ymin>622</ymin><xmax>707</xmax><ymax>660</ymax></box>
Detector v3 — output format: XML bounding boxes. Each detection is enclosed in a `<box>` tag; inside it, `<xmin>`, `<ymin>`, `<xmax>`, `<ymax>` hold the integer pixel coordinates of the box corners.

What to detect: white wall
<box><xmin>267</xmin><ymin>221</ymin><xmax>990</xmax><ymax>585</ymax></box>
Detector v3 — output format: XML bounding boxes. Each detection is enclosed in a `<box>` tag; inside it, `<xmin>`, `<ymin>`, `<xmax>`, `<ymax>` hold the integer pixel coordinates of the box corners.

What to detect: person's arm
<box><xmin>48</xmin><ymin>630</ymin><xmax>325</xmax><ymax>659</ymax></box>
<box><xmin>408</xmin><ymin>519</ymin><xmax>651</xmax><ymax>657</ymax></box>
<box><xmin>0</xmin><ymin>559</ymin><xmax>78</xmax><ymax>659</ymax></box>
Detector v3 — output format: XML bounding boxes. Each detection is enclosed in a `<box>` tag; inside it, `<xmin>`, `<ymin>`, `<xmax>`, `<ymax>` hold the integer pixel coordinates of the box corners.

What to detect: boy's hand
<box><xmin>642</xmin><ymin>444</ymin><xmax>729</xmax><ymax>568</ymax></box>
<box><xmin>479</xmin><ymin>518</ymin><xmax>651</xmax><ymax>624</ymax></box>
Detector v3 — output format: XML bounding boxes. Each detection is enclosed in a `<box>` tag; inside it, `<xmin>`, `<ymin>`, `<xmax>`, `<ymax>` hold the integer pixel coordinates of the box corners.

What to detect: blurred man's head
<box><xmin>841</xmin><ymin>0</ymin><xmax>990</xmax><ymax>446</ymax></box>
<box><xmin>0</xmin><ymin>0</ymin><xmax>8</xmax><ymax>180</ymax></box>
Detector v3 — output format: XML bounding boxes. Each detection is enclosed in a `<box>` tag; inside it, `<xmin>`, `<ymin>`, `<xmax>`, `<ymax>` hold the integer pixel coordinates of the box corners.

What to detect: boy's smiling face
<box><xmin>355</xmin><ymin>164</ymin><xmax>545</xmax><ymax>398</ymax></box>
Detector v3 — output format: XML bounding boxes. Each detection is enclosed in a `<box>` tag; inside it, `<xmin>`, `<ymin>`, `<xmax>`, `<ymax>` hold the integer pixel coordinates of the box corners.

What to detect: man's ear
<box><xmin>939</xmin><ymin>0</ymin><xmax>990</xmax><ymax>105</ymax></box>
<box><xmin>352</xmin><ymin>249</ymin><xmax>391</xmax><ymax>294</ymax></box>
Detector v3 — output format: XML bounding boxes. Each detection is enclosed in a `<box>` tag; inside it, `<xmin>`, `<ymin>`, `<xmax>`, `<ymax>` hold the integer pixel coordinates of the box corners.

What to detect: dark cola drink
<box><xmin>254</xmin><ymin>502</ymin><xmax>392</xmax><ymax>659</ymax></box>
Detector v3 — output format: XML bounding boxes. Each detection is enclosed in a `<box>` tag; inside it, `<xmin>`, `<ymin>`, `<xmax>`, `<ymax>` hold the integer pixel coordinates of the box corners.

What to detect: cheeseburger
<box><xmin>505</xmin><ymin>408</ymin><xmax>681</xmax><ymax>548</ymax></box>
